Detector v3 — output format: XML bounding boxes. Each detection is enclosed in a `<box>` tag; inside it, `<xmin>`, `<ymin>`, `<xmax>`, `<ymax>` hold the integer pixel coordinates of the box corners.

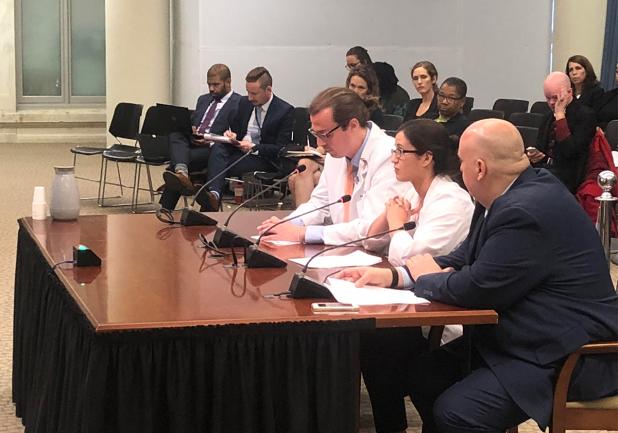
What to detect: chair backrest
<box><xmin>381</xmin><ymin>114</ymin><xmax>403</xmax><ymax>130</ymax></box>
<box><xmin>492</xmin><ymin>99</ymin><xmax>529</xmax><ymax>119</ymax></box>
<box><xmin>530</xmin><ymin>100</ymin><xmax>552</xmax><ymax>115</ymax></box>
<box><xmin>137</xmin><ymin>106</ymin><xmax>170</xmax><ymax>163</ymax></box>
<box><xmin>385</xmin><ymin>130</ymin><xmax>397</xmax><ymax>137</ymax></box>
<box><xmin>292</xmin><ymin>107</ymin><xmax>310</xmax><ymax>146</ymax></box>
<box><xmin>516</xmin><ymin>126</ymin><xmax>539</xmax><ymax>149</ymax></box>
<box><xmin>468</xmin><ymin>109</ymin><xmax>505</xmax><ymax>122</ymax></box>
<box><xmin>109</xmin><ymin>102</ymin><xmax>143</xmax><ymax>141</ymax></box>
<box><xmin>463</xmin><ymin>97</ymin><xmax>474</xmax><ymax>115</ymax></box>
<box><xmin>509</xmin><ymin>112</ymin><xmax>545</xmax><ymax>128</ymax></box>
<box><xmin>606</xmin><ymin>120</ymin><xmax>618</xmax><ymax>151</ymax></box>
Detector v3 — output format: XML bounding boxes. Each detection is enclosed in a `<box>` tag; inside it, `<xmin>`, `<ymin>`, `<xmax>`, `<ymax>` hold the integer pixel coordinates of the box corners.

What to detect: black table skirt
<box><xmin>13</xmin><ymin>224</ymin><xmax>373</xmax><ymax>433</ymax></box>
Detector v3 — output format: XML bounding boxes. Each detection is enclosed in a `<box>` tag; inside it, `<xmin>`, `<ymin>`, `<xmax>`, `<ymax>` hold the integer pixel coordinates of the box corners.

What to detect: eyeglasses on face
<box><xmin>345</xmin><ymin>63</ymin><xmax>361</xmax><ymax>70</ymax></box>
<box><xmin>308</xmin><ymin>124</ymin><xmax>341</xmax><ymax>141</ymax></box>
<box><xmin>391</xmin><ymin>147</ymin><xmax>425</xmax><ymax>158</ymax></box>
<box><xmin>437</xmin><ymin>92</ymin><xmax>464</xmax><ymax>103</ymax></box>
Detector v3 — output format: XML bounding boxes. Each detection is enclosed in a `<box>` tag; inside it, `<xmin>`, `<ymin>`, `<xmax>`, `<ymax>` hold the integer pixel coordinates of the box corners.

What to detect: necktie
<box><xmin>247</xmin><ymin>106</ymin><xmax>262</xmax><ymax>144</ymax></box>
<box><xmin>197</xmin><ymin>98</ymin><xmax>220</xmax><ymax>134</ymax></box>
<box><xmin>342</xmin><ymin>161</ymin><xmax>354</xmax><ymax>222</ymax></box>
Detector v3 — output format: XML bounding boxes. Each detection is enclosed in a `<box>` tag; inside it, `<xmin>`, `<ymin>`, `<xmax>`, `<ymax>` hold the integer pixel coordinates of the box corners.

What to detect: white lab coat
<box><xmin>289</xmin><ymin>124</ymin><xmax>408</xmax><ymax>245</ymax></box>
<box><xmin>387</xmin><ymin>175</ymin><xmax>474</xmax><ymax>266</ymax></box>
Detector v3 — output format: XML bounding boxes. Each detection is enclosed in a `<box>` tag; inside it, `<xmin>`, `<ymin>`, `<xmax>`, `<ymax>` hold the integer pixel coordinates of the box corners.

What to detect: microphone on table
<box><xmin>212</xmin><ymin>164</ymin><xmax>307</xmax><ymax>248</ymax></box>
<box><xmin>244</xmin><ymin>194</ymin><xmax>352</xmax><ymax>268</ymax></box>
<box><xmin>287</xmin><ymin>221</ymin><xmax>417</xmax><ymax>299</ymax></box>
<box><xmin>178</xmin><ymin>149</ymin><xmax>257</xmax><ymax>226</ymax></box>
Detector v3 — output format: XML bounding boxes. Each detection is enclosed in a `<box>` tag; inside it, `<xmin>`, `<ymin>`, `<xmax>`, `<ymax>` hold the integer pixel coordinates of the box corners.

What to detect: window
<box><xmin>16</xmin><ymin>0</ymin><xmax>106</xmax><ymax>105</ymax></box>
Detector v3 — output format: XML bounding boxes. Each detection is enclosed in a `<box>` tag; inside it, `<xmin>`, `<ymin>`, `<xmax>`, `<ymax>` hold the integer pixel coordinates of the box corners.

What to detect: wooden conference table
<box><xmin>13</xmin><ymin>211</ymin><xmax>497</xmax><ymax>433</ymax></box>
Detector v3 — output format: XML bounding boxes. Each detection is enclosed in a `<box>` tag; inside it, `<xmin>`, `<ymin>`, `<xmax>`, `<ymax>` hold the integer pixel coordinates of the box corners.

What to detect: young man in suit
<box><xmin>257</xmin><ymin>87</ymin><xmax>407</xmax><ymax>244</ymax></box>
<box><xmin>527</xmin><ymin>71</ymin><xmax>596</xmax><ymax>193</ymax></box>
<box><xmin>339</xmin><ymin>119</ymin><xmax>617</xmax><ymax>432</ymax></box>
<box><xmin>195</xmin><ymin>66</ymin><xmax>294</xmax><ymax>211</ymax></box>
<box><xmin>159</xmin><ymin>63</ymin><xmax>241</xmax><ymax>210</ymax></box>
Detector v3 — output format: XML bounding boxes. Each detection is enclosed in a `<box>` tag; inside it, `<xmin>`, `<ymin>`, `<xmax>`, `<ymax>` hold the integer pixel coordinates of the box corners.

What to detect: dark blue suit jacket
<box><xmin>191</xmin><ymin>92</ymin><xmax>242</xmax><ymax>135</ymax></box>
<box><xmin>230</xmin><ymin>95</ymin><xmax>294</xmax><ymax>160</ymax></box>
<box><xmin>413</xmin><ymin>167</ymin><xmax>618</xmax><ymax>428</ymax></box>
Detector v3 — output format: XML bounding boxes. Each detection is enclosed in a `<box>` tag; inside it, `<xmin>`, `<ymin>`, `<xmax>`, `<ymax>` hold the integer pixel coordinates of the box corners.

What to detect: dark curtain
<box><xmin>600</xmin><ymin>0</ymin><xmax>618</xmax><ymax>89</ymax></box>
<box><xmin>13</xmin><ymin>223</ymin><xmax>373</xmax><ymax>433</ymax></box>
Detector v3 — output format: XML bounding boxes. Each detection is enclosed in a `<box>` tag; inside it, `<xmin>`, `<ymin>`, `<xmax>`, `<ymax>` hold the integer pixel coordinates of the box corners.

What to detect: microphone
<box><xmin>287</xmin><ymin>221</ymin><xmax>417</xmax><ymax>298</ymax></box>
<box><xmin>178</xmin><ymin>150</ymin><xmax>256</xmax><ymax>226</ymax></box>
<box><xmin>244</xmin><ymin>194</ymin><xmax>352</xmax><ymax>268</ymax></box>
<box><xmin>213</xmin><ymin>164</ymin><xmax>307</xmax><ymax>248</ymax></box>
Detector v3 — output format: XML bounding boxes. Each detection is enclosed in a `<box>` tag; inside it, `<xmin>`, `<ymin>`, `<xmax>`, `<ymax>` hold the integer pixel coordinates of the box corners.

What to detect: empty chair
<box><xmin>509</xmin><ymin>112</ymin><xmax>545</xmax><ymax>129</ymax></box>
<box><xmin>516</xmin><ymin>126</ymin><xmax>539</xmax><ymax>149</ymax></box>
<box><xmin>71</xmin><ymin>102</ymin><xmax>143</xmax><ymax>195</ymax></box>
<box><xmin>606</xmin><ymin>120</ymin><xmax>618</xmax><ymax>151</ymax></box>
<box><xmin>492</xmin><ymin>99</ymin><xmax>529</xmax><ymax>120</ymax></box>
<box><xmin>530</xmin><ymin>100</ymin><xmax>552</xmax><ymax>115</ymax></box>
<box><xmin>468</xmin><ymin>109</ymin><xmax>505</xmax><ymax>123</ymax></box>
<box><xmin>462</xmin><ymin>96</ymin><xmax>474</xmax><ymax>116</ymax></box>
<box><xmin>381</xmin><ymin>114</ymin><xmax>403</xmax><ymax>130</ymax></box>
<box><xmin>131</xmin><ymin>106</ymin><xmax>171</xmax><ymax>212</ymax></box>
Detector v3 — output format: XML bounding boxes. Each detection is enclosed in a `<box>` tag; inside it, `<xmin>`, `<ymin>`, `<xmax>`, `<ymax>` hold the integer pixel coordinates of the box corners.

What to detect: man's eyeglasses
<box><xmin>308</xmin><ymin>124</ymin><xmax>341</xmax><ymax>141</ymax></box>
<box><xmin>437</xmin><ymin>92</ymin><xmax>465</xmax><ymax>103</ymax></box>
<box><xmin>391</xmin><ymin>148</ymin><xmax>425</xmax><ymax>158</ymax></box>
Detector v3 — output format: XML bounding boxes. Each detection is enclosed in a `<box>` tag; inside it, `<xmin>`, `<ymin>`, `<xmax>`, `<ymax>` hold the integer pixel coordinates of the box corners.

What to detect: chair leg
<box><xmin>99</xmin><ymin>158</ymin><xmax>109</xmax><ymax>207</ymax></box>
<box><xmin>145</xmin><ymin>165</ymin><xmax>155</xmax><ymax>202</ymax></box>
<box><xmin>97</xmin><ymin>155</ymin><xmax>105</xmax><ymax>205</ymax></box>
<box><xmin>131</xmin><ymin>163</ymin><xmax>141</xmax><ymax>213</ymax></box>
<box><xmin>115</xmin><ymin>162</ymin><xmax>124</xmax><ymax>196</ymax></box>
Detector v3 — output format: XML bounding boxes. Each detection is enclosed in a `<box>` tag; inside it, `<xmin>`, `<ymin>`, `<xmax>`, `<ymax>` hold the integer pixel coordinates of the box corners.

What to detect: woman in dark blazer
<box><xmin>566</xmin><ymin>54</ymin><xmax>604</xmax><ymax>109</ymax></box>
<box><xmin>404</xmin><ymin>60</ymin><xmax>439</xmax><ymax>122</ymax></box>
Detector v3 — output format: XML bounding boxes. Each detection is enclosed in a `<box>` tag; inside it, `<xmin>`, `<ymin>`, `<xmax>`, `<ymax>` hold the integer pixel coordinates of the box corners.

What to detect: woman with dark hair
<box><xmin>346</xmin><ymin>65</ymin><xmax>385</xmax><ymax>126</ymax></box>
<box><xmin>373</xmin><ymin>61</ymin><xmax>410</xmax><ymax>117</ymax></box>
<box><xmin>566</xmin><ymin>54</ymin><xmax>604</xmax><ymax>109</ymax></box>
<box><xmin>403</xmin><ymin>60</ymin><xmax>439</xmax><ymax>121</ymax></box>
<box><xmin>347</xmin><ymin>119</ymin><xmax>474</xmax><ymax>433</ymax></box>
<box><xmin>345</xmin><ymin>46</ymin><xmax>372</xmax><ymax>70</ymax></box>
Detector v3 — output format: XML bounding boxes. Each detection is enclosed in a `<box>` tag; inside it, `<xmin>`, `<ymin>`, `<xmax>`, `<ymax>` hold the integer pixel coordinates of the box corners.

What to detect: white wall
<box><xmin>173</xmin><ymin>0</ymin><xmax>552</xmax><ymax>110</ymax></box>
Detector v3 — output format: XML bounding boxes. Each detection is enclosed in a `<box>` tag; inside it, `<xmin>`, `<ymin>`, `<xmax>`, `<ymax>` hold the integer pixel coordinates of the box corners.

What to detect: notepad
<box><xmin>325</xmin><ymin>277</ymin><xmax>429</xmax><ymax>305</ymax></box>
<box><xmin>289</xmin><ymin>250</ymin><xmax>382</xmax><ymax>269</ymax></box>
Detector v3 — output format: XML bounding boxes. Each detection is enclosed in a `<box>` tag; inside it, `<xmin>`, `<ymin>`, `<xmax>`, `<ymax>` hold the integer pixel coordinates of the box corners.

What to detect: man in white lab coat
<box><xmin>257</xmin><ymin>87</ymin><xmax>408</xmax><ymax>244</ymax></box>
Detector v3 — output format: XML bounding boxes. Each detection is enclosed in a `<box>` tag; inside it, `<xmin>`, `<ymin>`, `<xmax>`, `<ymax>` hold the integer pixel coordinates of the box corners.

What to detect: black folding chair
<box><xmin>492</xmin><ymin>99</ymin><xmax>529</xmax><ymax>120</ymax></box>
<box><xmin>468</xmin><ymin>109</ymin><xmax>505</xmax><ymax>122</ymax></box>
<box><xmin>509</xmin><ymin>112</ymin><xmax>545</xmax><ymax>129</ymax></box>
<box><xmin>530</xmin><ymin>101</ymin><xmax>552</xmax><ymax>116</ymax></box>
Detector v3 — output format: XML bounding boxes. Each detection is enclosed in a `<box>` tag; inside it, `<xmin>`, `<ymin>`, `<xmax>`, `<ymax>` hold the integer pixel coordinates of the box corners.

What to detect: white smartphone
<box><xmin>311</xmin><ymin>302</ymin><xmax>360</xmax><ymax>312</ymax></box>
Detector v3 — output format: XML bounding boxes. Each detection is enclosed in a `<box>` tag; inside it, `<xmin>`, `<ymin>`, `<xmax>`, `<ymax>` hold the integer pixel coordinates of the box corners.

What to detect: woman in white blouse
<box><xmin>366</xmin><ymin>118</ymin><xmax>474</xmax><ymax>266</ymax></box>
<box><xmin>356</xmin><ymin>119</ymin><xmax>474</xmax><ymax>433</ymax></box>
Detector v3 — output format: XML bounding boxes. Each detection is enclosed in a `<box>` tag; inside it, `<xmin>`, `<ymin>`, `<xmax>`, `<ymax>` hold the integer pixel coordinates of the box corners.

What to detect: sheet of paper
<box><xmin>613</xmin><ymin>151</ymin><xmax>618</xmax><ymax>168</ymax></box>
<box><xmin>289</xmin><ymin>250</ymin><xmax>382</xmax><ymax>269</ymax></box>
<box><xmin>325</xmin><ymin>277</ymin><xmax>429</xmax><ymax>305</ymax></box>
<box><xmin>250</xmin><ymin>235</ymin><xmax>300</xmax><ymax>246</ymax></box>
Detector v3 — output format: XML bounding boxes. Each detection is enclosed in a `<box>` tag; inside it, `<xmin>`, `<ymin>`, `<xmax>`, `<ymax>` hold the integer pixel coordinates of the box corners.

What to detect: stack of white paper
<box><xmin>289</xmin><ymin>250</ymin><xmax>382</xmax><ymax>269</ymax></box>
<box><xmin>325</xmin><ymin>277</ymin><xmax>429</xmax><ymax>305</ymax></box>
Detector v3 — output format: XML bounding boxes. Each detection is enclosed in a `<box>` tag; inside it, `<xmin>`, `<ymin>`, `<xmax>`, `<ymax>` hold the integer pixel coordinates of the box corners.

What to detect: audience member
<box><xmin>403</xmin><ymin>61</ymin><xmax>439</xmax><ymax>121</ymax></box>
<box><xmin>435</xmin><ymin>77</ymin><xmax>470</xmax><ymax>140</ymax></box>
<box><xmin>595</xmin><ymin>62</ymin><xmax>618</xmax><ymax>130</ymax></box>
<box><xmin>528</xmin><ymin>71</ymin><xmax>596</xmax><ymax>193</ymax></box>
<box><xmin>257</xmin><ymin>87</ymin><xmax>407</xmax><ymax>244</ymax></box>
<box><xmin>338</xmin><ymin>119</ymin><xmax>618</xmax><ymax>433</ymax></box>
<box><xmin>566</xmin><ymin>54</ymin><xmax>604</xmax><ymax>109</ymax></box>
<box><xmin>359</xmin><ymin>119</ymin><xmax>473</xmax><ymax>433</ymax></box>
<box><xmin>195</xmin><ymin>67</ymin><xmax>293</xmax><ymax>211</ymax></box>
<box><xmin>159</xmin><ymin>64</ymin><xmax>241</xmax><ymax>210</ymax></box>
<box><xmin>345</xmin><ymin>65</ymin><xmax>385</xmax><ymax>126</ymax></box>
<box><xmin>345</xmin><ymin>46</ymin><xmax>373</xmax><ymax>70</ymax></box>
<box><xmin>373</xmin><ymin>62</ymin><xmax>410</xmax><ymax>117</ymax></box>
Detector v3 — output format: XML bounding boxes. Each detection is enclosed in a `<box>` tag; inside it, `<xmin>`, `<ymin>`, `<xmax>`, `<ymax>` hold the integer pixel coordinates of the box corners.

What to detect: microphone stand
<box><xmin>287</xmin><ymin>221</ymin><xmax>417</xmax><ymax>298</ymax></box>
<box><xmin>213</xmin><ymin>165</ymin><xmax>307</xmax><ymax>248</ymax></box>
<box><xmin>245</xmin><ymin>194</ymin><xmax>351</xmax><ymax>268</ymax></box>
<box><xmin>179</xmin><ymin>150</ymin><xmax>256</xmax><ymax>226</ymax></box>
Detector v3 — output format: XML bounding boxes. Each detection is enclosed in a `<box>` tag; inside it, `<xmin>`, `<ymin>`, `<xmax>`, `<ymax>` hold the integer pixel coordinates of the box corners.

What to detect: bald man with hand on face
<box><xmin>337</xmin><ymin>119</ymin><xmax>617</xmax><ymax>433</ymax></box>
<box><xmin>527</xmin><ymin>71</ymin><xmax>596</xmax><ymax>193</ymax></box>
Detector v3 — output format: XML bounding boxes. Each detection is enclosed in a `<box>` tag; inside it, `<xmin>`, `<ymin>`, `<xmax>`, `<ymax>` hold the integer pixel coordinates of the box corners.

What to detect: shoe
<box><xmin>163</xmin><ymin>171</ymin><xmax>196</xmax><ymax>194</ymax></box>
<box><xmin>195</xmin><ymin>189</ymin><xmax>219</xmax><ymax>212</ymax></box>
